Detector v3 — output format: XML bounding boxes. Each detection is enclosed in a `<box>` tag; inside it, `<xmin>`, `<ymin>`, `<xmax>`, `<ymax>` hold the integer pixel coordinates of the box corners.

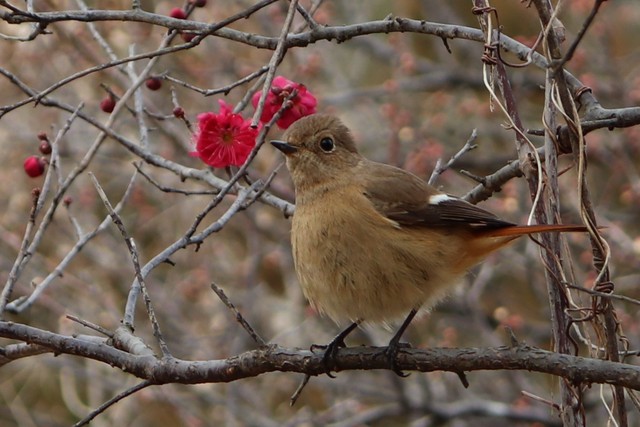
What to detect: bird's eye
<box><xmin>319</xmin><ymin>137</ymin><xmax>335</xmax><ymax>153</ymax></box>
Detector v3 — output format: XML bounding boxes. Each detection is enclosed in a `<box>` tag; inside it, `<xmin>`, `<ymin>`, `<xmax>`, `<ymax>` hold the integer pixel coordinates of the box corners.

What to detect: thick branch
<box><xmin>1</xmin><ymin>321</ymin><xmax>639</xmax><ymax>389</ymax></box>
<box><xmin>0</xmin><ymin>11</ymin><xmax>530</xmax><ymax>53</ymax></box>
<box><xmin>3</xmin><ymin>10</ymin><xmax>638</xmax><ymax>137</ymax></box>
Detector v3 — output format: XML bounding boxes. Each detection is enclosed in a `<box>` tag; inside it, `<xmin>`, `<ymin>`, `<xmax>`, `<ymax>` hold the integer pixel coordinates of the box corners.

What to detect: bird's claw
<box><xmin>310</xmin><ymin>322</ymin><xmax>359</xmax><ymax>378</ymax></box>
<box><xmin>382</xmin><ymin>341</ymin><xmax>412</xmax><ymax>377</ymax></box>
<box><xmin>310</xmin><ymin>337</ymin><xmax>347</xmax><ymax>378</ymax></box>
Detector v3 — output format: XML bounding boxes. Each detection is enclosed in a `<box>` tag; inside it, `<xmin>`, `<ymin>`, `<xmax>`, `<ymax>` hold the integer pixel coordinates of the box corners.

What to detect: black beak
<box><xmin>270</xmin><ymin>140</ymin><xmax>298</xmax><ymax>155</ymax></box>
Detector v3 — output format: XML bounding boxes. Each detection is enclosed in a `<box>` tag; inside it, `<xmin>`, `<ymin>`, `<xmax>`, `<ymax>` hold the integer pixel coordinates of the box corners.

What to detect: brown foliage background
<box><xmin>1</xmin><ymin>0</ymin><xmax>640</xmax><ymax>426</ymax></box>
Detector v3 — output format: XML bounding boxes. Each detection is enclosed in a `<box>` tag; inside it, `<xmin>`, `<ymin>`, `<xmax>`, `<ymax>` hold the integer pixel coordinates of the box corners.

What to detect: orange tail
<box><xmin>480</xmin><ymin>224</ymin><xmax>590</xmax><ymax>238</ymax></box>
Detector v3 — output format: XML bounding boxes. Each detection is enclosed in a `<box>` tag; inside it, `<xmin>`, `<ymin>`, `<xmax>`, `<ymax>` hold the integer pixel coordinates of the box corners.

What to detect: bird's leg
<box><xmin>383</xmin><ymin>308</ymin><xmax>418</xmax><ymax>377</ymax></box>
<box><xmin>310</xmin><ymin>321</ymin><xmax>359</xmax><ymax>377</ymax></box>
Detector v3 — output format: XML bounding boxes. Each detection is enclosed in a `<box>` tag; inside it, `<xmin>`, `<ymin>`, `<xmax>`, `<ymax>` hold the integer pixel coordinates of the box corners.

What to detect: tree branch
<box><xmin>1</xmin><ymin>321</ymin><xmax>639</xmax><ymax>390</ymax></box>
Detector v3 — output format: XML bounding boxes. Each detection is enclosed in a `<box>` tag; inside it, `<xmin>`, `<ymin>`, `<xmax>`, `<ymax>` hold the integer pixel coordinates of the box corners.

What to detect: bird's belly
<box><xmin>291</xmin><ymin>204</ymin><xmax>463</xmax><ymax>324</ymax></box>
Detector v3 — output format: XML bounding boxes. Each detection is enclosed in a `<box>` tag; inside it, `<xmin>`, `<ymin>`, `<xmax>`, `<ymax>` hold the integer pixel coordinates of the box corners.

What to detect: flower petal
<box><xmin>192</xmin><ymin>101</ymin><xmax>258</xmax><ymax>168</ymax></box>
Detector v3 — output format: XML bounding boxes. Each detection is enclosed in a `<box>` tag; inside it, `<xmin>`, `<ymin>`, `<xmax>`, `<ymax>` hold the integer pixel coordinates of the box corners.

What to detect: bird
<box><xmin>271</xmin><ymin>113</ymin><xmax>588</xmax><ymax>375</ymax></box>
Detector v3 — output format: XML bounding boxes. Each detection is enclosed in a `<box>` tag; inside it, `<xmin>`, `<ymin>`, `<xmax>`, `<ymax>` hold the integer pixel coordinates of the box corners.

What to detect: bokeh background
<box><xmin>1</xmin><ymin>0</ymin><xmax>640</xmax><ymax>425</ymax></box>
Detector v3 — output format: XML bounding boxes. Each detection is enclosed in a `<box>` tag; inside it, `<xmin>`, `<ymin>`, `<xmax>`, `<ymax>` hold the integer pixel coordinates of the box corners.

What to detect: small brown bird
<box><xmin>271</xmin><ymin>114</ymin><xmax>587</xmax><ymax>374</ymax></box>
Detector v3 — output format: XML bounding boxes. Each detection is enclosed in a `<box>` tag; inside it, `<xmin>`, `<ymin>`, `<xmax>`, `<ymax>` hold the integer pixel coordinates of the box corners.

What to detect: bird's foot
<box><xmin>382</xmin><ymin>340</ymin><xmax>412</xmax><ymax>377</ymax></box>
<box><xmin>310</xmin><ymin>337</ymin><xmax>345</xmax><ymax>378</ymax></box>
<box><xmin>310</xmin><ymin>322</ymin><xmax>359</xmax><ymax>378</ymax></box>
<box><xmin>382</xmin><ymin>308</ymin><xmax>418</xmax><ymax>377</ymax></box>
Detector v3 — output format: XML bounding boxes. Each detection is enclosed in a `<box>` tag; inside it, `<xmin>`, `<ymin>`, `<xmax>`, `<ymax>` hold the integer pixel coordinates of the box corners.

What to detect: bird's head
<box><xmin>271</xmin><ymin>114</ymin><xmax>361</xmax><ymax>191</ymax></box>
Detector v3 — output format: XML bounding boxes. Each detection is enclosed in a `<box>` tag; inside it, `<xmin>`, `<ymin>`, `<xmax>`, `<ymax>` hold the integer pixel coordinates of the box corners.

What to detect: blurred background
<box><xmin>1</xmin><ymin>0</ymin><xmax>640</xmax><ymax>425</ymax></box>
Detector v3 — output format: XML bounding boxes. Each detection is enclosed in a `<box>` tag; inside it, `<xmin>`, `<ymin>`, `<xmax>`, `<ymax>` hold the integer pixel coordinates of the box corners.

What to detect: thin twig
<box><xmin>522</xmin><ymin>390</ymin><xmax>561</xmax><ymax>411</ymax></box>
<box><xmin>90</xmin><ymin>173</ymin><xmax>172</xmax><ymax>358</ymax></box>
<box><xmin>1</xmin><ymin>22</ymin><xmax>173</xmax><ymax>310</ymax></box>
<box><xmin>66</xmin><ymin>315</ymin><xmax>114</xmax><ymax>338</ymax></box>
<box><xmin>0</xmin><ymin>104</ymin><xmax>84</xmax><ymax>316</ymax></box>
<box><xmin>241</xmin><ymin>162</ymin><xmax>284</xmax><ymax>208</ymax></box>
<box><xmin>428</xmin><ymin>129</ymin><xmax>478</xmax><ymax>186</ymax></box>
<box><xmin>554</xmin><ymin>0</ymin><xmax>606</xmax><ymax>70</ymax></box>
<box><xmin>565</xmin><ymin>284</ymin><xmax>640</xmax><ymax>306</ymax></box>
<box><xmin>294</xmin><ymin>2</ymin><xmax>319</xmax><ymax>31</ymax></box>
<box><xmin>73</xmin><ymin>380</ymin><xmax>153</xmax><ymax>427</ymax></box>
<box><xmin>290</xmin><ymin>374</ymin><xmax>311</xmax><ymax>406</ymax></box>
<box><xmin>210</xmin><ymin>282</ymin><xmax>265</xmax><ymax>346</ymax></box>
<box><xmin>164</xmin><ymin>66</ymin><xmax>269</xmax><ymax>97</ymax></box>
<box><xmin>6</xmin><ymin>173</ymin><xmax>138</xmax><ymax>314</ymax></box>
<box><xmin>134</xmin><ymin>163</ymin><xmax>218</xmax><ymax>195</ymax></box>
<box><xmin>0</xmin><ymin>190</ymin><xmax>39</xmax><ymax>317</ymax></box>
<box><xmin>251</xmin><ymin>0</ymin><xmax>300</xmax><ymax>127</ymax></box>
<box><xmin>121</xmin><ymin>180</ymin><xmax>264</xmax><ymax>327</ymax></box>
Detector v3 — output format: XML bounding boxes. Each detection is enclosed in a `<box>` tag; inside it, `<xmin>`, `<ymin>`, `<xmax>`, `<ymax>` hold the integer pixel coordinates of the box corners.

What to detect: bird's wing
<box><xmin>360</xmin><ymin>161</ymin><xmax>515</xmax><ymax>231</ymax></box>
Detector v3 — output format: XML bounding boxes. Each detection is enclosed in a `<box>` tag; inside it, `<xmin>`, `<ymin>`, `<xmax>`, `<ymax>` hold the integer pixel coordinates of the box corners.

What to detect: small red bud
<box><xmin>63</xmin><ymin>196</ymin><xmax>73</xmax><ymax>207</ymax></box>
<box><xmin>39</xmin><ymin>141</ymin><xmax>52</xmax><ymax>155</ymax></box>
<box><xmin>24</xmin><ymin>156</ymin><xmax>46</xmax><ymax>178</ymax></box>
<box><xmin>169</xmin><ymin>8</ymin><xmax>187</xmax><ymax>19</ymax></box>
<box><xmin>180</xmin><ymin>32</ymin><xmax>196</xmax><ymax>42</ymax></box>
<box><xmin>100</xmin><ymin>96</ymin><xmax>116</xmax><ymax>113</ymax></box>
<box><xmin>145</xmin><ymin>77</ymin><xmax>162</xmax><ymax>91</ymax></box>
<box><xmin>37</xmin><ymin>131</ymin><xmax>48</xmax><ymax>141</ymax></box>
<box><xmin>173</xmin><ymin>106</ymin><xmax>185</xmax><ymax>118</ymax></box>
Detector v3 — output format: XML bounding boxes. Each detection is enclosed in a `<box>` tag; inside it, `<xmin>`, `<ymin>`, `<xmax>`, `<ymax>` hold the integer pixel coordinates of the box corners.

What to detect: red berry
<box><xmin>169</xmin><ymin>8</ymin><xmax>187</xmax><ymax>19</ymax></box>
<box><xmin>173</xmin><ymin>106</ymin><xmax>185</xmax><ymax>118</ymax></box>
<box><xmin>145</xmin><ymin>77</ymin><xmax>162</xmax><ymax>91</ymax></box>
<box><xmin>180</xmin><ymin>32</ymin><xmax>196</xmax><ymax>42</ymax></box>
<box><xmin>191</xmin><ymin>0</ymin><xmax>207</xmax><ymax>6</ymax></box>
<box><xmin>24</xmin><ymin>156</ymin><xmax>46</xmax><ymax>178</ymax></box>
<box><xmin>100</xmin><ymin>96</ymin><xmax>116</xmax><ymax>113</ymax></box>
<box><xmin>37</xmin><ymin>131</ymin><xmax>48</xmax><ymax>141</ymax></box>
<box><xmin>63</xmin><ymin>196</ymin><xmax>73</xmax><ymax>207</ymax></box>
<box><xmin>39</xmin><ymin>141</ymin><xmax>52</xmax><ymax>155</ymax></box>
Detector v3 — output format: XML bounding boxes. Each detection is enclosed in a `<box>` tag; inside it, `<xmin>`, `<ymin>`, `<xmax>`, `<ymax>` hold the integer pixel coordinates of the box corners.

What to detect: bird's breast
<box><xmin>290</xmin><ymin>187</ymin><xmax>465</xmax><ymax>324</ymax></box>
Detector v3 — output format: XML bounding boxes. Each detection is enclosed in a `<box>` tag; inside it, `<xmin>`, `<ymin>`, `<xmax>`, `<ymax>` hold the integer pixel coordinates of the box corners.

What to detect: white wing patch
<box><xmin>429</xmin><ymin>194</ymin><xmax>456</xmax><ymax>205</ymax></box>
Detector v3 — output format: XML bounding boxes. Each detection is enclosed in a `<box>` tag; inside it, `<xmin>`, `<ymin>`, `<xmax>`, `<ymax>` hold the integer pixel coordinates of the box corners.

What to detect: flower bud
<box><xmin>39</xmin><ymin>141</ymin><xmax>52</xmax><ymax>155</ymax></box>
<box><xmin>173</xmin><ymin>107</ymin><xmax>185</xmax><ymax>118</ymax></box>
<box><xmin>145</xmin><ymin>77</ymin><xmax>162</xmax><ymax>91</ymax></box>
<box><xmin>24</xmin><ymin>156</ymin><xmax>46</xmax><ymax>178</ymax></box>
<box><xmin>100</xmin><ymin>96</ymin><xmax>116</xmax><ymax>113</ymax></box>
<box><xmin>169</xmin><ymin>8</ymin><xmax>187</xmax><ymax>19</ymax></box>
